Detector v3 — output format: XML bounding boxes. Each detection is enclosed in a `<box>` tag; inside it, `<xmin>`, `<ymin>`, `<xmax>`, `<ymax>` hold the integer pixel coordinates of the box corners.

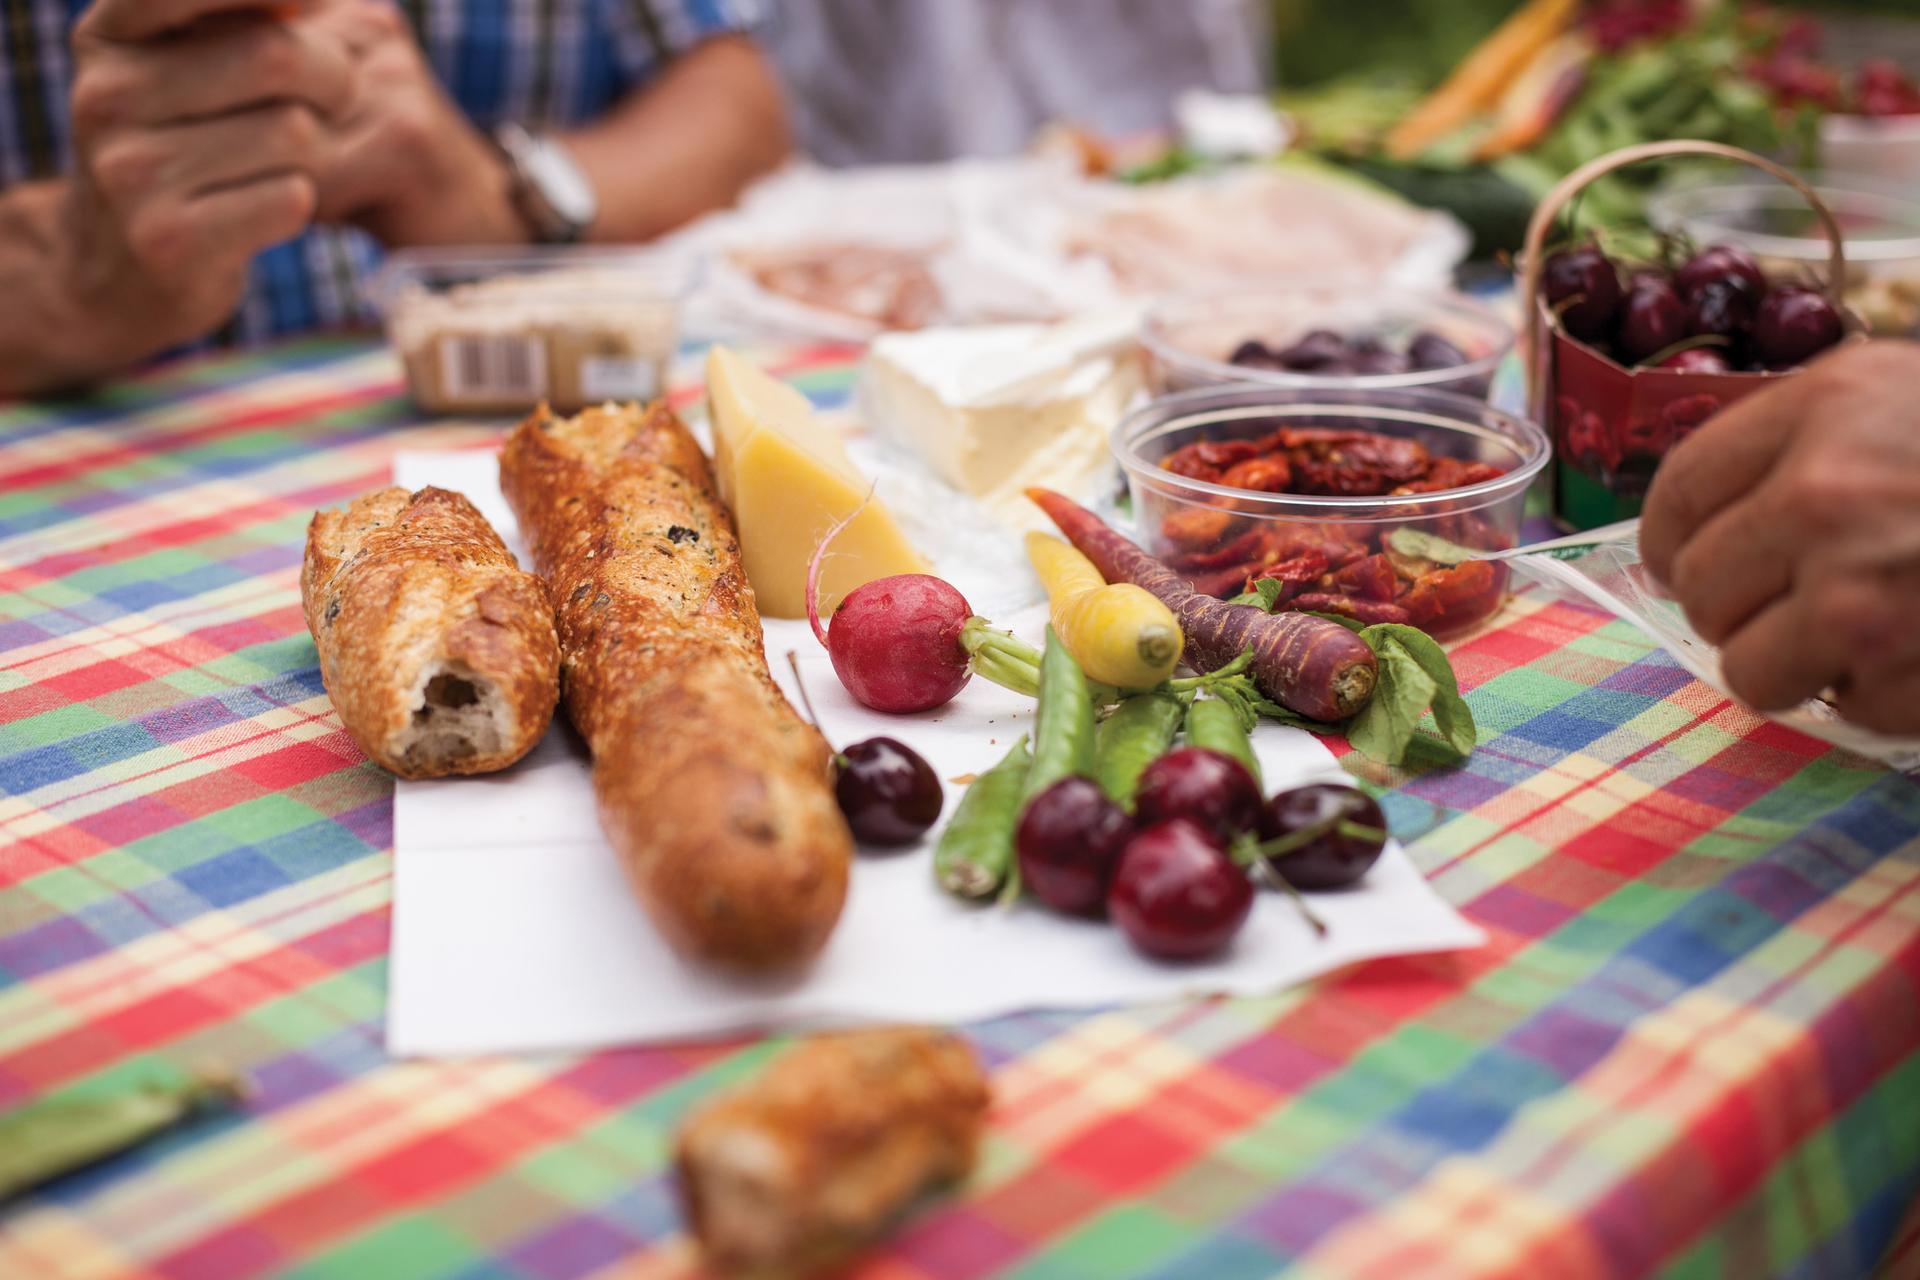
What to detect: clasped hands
<box><xmin>63</xmin><ymin>0</ymin><xmax>525</xmax><ymax>363</ymax></box>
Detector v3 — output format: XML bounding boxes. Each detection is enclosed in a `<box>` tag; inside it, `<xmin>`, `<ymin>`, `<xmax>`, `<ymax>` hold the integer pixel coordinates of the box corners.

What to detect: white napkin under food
<box><xmin>383</xmin><ymin>450</ymin><xmax>1483</xmax><ymax>1056</ymax></box>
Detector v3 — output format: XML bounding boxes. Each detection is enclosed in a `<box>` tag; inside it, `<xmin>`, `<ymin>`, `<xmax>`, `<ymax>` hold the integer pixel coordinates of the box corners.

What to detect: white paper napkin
<box><xmin>384</xmin><ymin>450</ymin><xmax>1483</xmax><ymax>1056</ymax></box>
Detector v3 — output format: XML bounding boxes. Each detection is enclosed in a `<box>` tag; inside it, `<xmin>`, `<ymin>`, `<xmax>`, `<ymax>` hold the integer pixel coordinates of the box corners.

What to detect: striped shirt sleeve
<box><xmin>606</xmin><ymin>0</ymin><xmax>760</xmax><ymax>82</ymax></box>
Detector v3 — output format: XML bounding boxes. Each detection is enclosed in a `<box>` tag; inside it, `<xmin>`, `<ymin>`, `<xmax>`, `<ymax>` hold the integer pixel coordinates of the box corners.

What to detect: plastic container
<box><xmin>1521</xmin><ymin>142</ymin><xmax>1860</xmax><ymax>533</ymax></box>
<box><xmin>1820</xmin><ymin>112</ymin><xmax>1920</xmax><ymax>189</ymax></box>
<box><xmin>1113</xmin><ymin>384</ymin><xmax>1549</xmax><ymax>637</ymax></box>
<box><xmin>374</xmin><ymin>246</ymin><xmax>696</xmax><ymax>416</ymax></box>
<box><xmin>1139</xmin><ymin>285</ymin><xmax>1514</xmax><ymax>403</ymax></box>
<box><xmin>1649</xmin><ymin>171</ymin><xmax>1920</xmax><ymax>336</ymax></box>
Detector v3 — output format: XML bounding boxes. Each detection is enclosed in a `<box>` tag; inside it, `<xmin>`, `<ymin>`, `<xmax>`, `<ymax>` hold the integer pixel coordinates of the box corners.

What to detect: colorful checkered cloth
<box><xmin>2</xmin><ymin>336</ymin><xmax>1917</xmax><ymax>1280</ymax></box>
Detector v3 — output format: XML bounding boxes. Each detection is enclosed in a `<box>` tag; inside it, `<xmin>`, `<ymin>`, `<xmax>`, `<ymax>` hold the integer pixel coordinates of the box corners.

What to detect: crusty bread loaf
<box><xmin>499</xmin><ymin>401</ymin><xmax>851</xmax><ymax>971</ymax></box>
<box><xmin>302</xmin><ymin>486</ymin><xmax>558</xmax><ymax>779</ymax></box>
<box><xmin>675</xmin><ymin>1028</ymin><xmax>989</xmax><ymax>1274</ymax></box>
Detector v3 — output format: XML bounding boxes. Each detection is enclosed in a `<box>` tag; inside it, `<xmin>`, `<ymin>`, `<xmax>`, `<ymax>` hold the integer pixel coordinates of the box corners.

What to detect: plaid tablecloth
<box><xmin>2</xmin><ymin>335</ymin><xmax>1918</xmax><ymax>1280</ymax></box>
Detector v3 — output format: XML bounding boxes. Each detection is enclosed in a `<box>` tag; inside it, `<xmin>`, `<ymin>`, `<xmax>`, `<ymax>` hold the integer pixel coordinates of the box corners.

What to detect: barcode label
<box><xmin>436</xmin><ymin>335</ymin><xmax>548</xmax><ymax>404</ymax></box>
<box><xmin>579</xmin><ymin>355</ymin><xmax>660</xmax><ymax>403</ymax></box>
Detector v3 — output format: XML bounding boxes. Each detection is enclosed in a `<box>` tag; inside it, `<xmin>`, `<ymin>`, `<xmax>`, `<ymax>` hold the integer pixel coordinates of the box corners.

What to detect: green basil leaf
<box><xmin>1358</xmin><ymin>623</ymin><xmax>1478</xmax><ymax>758</ymax></box>
<box><xmin>1386</xmin><ymin>527</ymin><xmax>1480</xmax><ymax>566</ymax></box>
<box><xmin>1227</xmin><ymin>578</ymin><xmax>1287</xmax><ymax>612</ymax></box>
<box><xmin>1346</xmin><ymin>637</ymin><xmax>1438</xmax><ymax>764</ymax></box>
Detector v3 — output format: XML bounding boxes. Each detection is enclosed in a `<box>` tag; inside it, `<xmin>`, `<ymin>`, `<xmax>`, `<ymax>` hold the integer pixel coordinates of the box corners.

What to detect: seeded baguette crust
<box><xmin>301</xmin><ymin>486</ymin><xmax>558</xmax><ymax>779</ymax></box>
<box><xmin>675</xmin><ymin>1028</ymin><xmax>989</xmax><ymax>1274</ymax></box>
<box><xmin>499</xmin><ymin>401</ymin><xmax>851</xmax><ymax>971</ymax></box>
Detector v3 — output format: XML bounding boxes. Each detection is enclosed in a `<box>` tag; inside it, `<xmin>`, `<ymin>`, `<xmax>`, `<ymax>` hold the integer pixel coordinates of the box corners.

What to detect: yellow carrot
<box><xmin>1026</xmin><ymin>532</ymin><xmax>1183</xmax><ymax>689</ymax></box>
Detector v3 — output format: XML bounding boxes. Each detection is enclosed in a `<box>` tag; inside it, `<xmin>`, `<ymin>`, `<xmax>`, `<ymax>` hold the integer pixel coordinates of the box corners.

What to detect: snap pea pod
<box><xmin>934</xmin><ymin>736</ymin><xmax>1031</xmax><ymax>899</ymax></box>
<box><xmin>1185</xmin><ymin>696</ymin><xmax>1262</xmax><ymax>788</ymax></box>
<box><xmin>1023</xmin><ymin>627</ymin><xmax>1096</xmax><ymax>803</ymax></box>
<box><xmin>1</xmin><ymin>1069</ymin><xmax>240</xmax><ymax>1201</ymax></box>
<box><xmin>1093</xmin><ymin>692</ymin><xmax>1186</xmax><ymax>808</ymax></box>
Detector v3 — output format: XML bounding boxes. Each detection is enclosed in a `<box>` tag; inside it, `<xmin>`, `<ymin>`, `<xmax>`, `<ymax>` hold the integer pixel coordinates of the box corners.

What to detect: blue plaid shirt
<box><xmin>0</xmin><ymin>0</ymin><xmax>751</xmax><ymax>344</ymax></box>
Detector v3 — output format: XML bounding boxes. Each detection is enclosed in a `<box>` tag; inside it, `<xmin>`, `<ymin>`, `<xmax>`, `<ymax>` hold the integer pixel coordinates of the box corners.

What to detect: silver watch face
<box><xmin>515</xmin><ymin>131</ymin><xmax>598</xmax><ymax>233</ymax></box>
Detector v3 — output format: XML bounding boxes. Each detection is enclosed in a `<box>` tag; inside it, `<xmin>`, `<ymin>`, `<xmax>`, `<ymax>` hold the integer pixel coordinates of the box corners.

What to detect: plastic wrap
<box><xmin>1512</xmin><ymin>532</ymin><xmax>1920</xmax><ymax>771</ymax></box>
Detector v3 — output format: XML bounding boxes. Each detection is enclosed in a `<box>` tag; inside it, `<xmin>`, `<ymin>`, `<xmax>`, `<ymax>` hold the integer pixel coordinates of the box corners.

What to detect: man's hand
<box><xmin>1641</xmin><ymin>341</ymin><xmax>1920</xmax><ymax>734</ymax></box>
<box><xmin>63</xmin><ymin>0</ymin><xmax>373</xmax><ymax>368</ymax></box>
<box><xmin>313</xmin><ymin>4</ymin><xmax>528</xmax><ymax>247</ymax></box>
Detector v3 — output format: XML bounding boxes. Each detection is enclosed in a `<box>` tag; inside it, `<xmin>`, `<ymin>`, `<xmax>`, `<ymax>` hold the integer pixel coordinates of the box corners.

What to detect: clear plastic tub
<box><xmin>374</xmin><ymin>246</ymin><xmax>696</xmax><ymax>415</ymax></box>
<box><xmin>1649</xmin><ymin>172</ymin><xmax>1920</xmax><ymax>335</ymax></box>
<box><xmin>1114</xmin><ymin>385</ymin><xmax>1549</xmax><ymax>636</ymax></box>
<box><xmin>1139</xmin><ymin>285</ymin><xmax>1515</xmax><ymax>402</ymax></box>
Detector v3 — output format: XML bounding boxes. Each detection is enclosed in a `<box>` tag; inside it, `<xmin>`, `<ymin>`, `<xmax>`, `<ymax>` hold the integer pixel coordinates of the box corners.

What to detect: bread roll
<box><xmin>675</xmin><ymin>1028</ymin><xmax>989</xmax><ymax>1273</ymax></box>
<box><xmin>499</xmin><ymin>402</ymin><xmax>851</xmax><ymax>971</ymax></box>
<box><xmin>301</xmin><ymin>486</ymin><xmax>557</xmax><ymax>778</ymax></box>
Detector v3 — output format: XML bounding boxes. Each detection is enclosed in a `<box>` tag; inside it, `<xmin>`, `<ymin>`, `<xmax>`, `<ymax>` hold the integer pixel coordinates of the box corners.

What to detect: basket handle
<box><xmin>1519</xmin><ymin>141</ymin><xmax>1849</xmax><ymax>380</ymax></box>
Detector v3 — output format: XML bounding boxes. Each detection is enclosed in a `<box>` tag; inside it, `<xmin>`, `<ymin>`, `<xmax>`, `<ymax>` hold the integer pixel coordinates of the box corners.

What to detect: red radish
<box><xmin>1025</xmin><ymin>488</ymin><xmax>1377</xmax><ymax>722</ymax></box>
<box><xmin>806</xmin><ymin>507</ymin><xmax>972</xmax><ymax>714</ymax></box>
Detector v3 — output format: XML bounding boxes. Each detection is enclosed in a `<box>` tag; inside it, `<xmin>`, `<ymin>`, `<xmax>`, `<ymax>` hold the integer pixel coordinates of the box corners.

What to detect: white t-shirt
<box><xmin>763</xmin><ymin>0</ymin><xmax>1270</xmax><ymax>166</ymax></box>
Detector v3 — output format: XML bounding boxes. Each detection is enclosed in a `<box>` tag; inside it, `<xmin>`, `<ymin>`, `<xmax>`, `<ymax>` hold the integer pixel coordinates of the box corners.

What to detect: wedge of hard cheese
<box><xmin>705</xmin><ymin>346</ymin><xmax>926</xmax><ymax>618</ymax></box>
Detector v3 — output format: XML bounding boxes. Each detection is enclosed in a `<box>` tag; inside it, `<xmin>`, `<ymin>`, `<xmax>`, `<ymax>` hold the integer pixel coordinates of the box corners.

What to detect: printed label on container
<box><xmin>437</xmin><ymin>335</ymin><xmax>549</xmax><ymax>404</ymax></box>
<box><xmin>578</xmin><ymin>355</ymin><xmax>660</xmax><ymax>403</ymax></box>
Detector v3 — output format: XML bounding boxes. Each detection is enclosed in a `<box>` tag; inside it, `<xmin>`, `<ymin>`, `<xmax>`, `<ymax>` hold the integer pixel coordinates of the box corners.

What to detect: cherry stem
<box><xmin>1234</xmin><ymin>816</ymin><xmax>1354</xmax><ymax>863</ymax></box>
<box><xmin>1248</xmin><ymin>857</ymin><xmax>1329</xmax><ymax>937</ymax></box>
<box><xmin>784</xmin><ymin>651</ymin><xmax>838</xmax><ymax>754</ymax></box>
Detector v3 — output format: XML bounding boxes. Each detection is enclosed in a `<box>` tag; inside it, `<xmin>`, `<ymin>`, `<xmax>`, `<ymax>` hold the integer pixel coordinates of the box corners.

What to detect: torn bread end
<box><xmin>396</xmin><ymin>662</ymin><xmax>512</xmax><ymax>773</ymax></box>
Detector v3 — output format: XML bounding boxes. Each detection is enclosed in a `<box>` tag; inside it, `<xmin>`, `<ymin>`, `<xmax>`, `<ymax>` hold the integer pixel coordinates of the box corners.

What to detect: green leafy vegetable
<box><xmin>1384</xmin><ymin>527</ymin><xmax>1481</xmax><ymax>567</ymax></box>
<box><xmin>1346</xmin><ymin>638</ymin><xmax>1437</xmax><ymax>765</ymax></box>
<box><xmin>1352</xmin><ymin>624</ymin><xmax>1478</xmax><ymax>759</ymax></box>
<box><xmin>1226</xmin><ymin>578</ymin><xmax>1288</xmax><ymax>610</ymax></box>
<box><xmin>1232</xmin><ymin>597</ymin><xmax>1479</xmax><ymax>764</ymax></box>
<box><xmin>1</xmin><ymin>1068</ymin><xmax>240</xmax><ymax>1200</ymax></box>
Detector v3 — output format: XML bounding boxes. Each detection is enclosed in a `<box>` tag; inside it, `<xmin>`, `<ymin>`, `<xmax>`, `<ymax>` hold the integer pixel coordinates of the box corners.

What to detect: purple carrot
<box><xmin>1026</xmin><ymin>488</ymin><xmax>1377</xmax><ymax>722</ymax></box>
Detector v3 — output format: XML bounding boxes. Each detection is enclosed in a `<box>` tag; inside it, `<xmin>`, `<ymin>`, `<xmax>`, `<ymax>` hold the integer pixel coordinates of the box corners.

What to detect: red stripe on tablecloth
<box><xmin>0</xmin><ymin>384</ymin><xmax>398</xmax><ymax>490</ymax></box>
<box><xmin>1350</xmin><ymin>869</ymin><xmax>1920</xmax><ymax>1280</ymax></box>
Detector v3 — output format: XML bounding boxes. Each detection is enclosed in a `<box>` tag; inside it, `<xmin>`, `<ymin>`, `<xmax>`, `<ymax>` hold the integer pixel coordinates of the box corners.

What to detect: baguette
<box><xmin>301</xmin><ymin>486</ymin><xmax>558</xmax><ymax>779</ymax></box>
<box><xmin>499</xmin><ymin>401</ymin><xmax>851</xmax><ymax>971</ymax></box>
<box><xmin>675</xmin><ymin>1028</ymin><xmax>989</xmax><ymax>1274</ymax></box>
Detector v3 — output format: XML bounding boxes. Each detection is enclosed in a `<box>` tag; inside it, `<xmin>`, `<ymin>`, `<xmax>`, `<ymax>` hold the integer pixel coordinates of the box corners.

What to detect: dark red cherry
<box><xmin>1108</xmin><ymin>819</ymin><xmax>1254</xmax><ymax>959</ymax></box>
<box><xmin>1015</xmin><ymin>777</ymin><xmax>1134</xmax><ymax>915</ymax></box>
<box><xmin>835</xmin><ymin>738</ymin><xmax>942</xmax><ymax>847</ymax></box>
<box><xmin>1133</xmin><ymin>747</ymin><xmax>1263</xmax><ymax>845</ymax></box>
<box><xmin>1256</xmin><ymin>784</ymin><xmax>1388</xmax><ymax>890</ymax></box>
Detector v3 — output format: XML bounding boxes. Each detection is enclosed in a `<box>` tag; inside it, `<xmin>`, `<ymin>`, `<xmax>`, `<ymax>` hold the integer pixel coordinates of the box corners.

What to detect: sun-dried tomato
<box><xmin>1391</xmin><ymin>456</ymin><xmax>1507</xmax><ymax>494</ymax></box>
<box><xmin>1331</xmin><ymin>553</ymin><xmax>1399</xmax><ymax>602</ymax></box>
<box><xmin>1188</xmin><ymin>561</ymin><xmax>1269</xmax><ymax>598</ymax></box>
<box><xmin>1244</xmin><ymin>550</ymin><xmax>1330</xmax><ymax>603</ymax></box>
<box><xmin>1161</xmin><ymin>439</ymin><xmax>1260</xmax><ymax>481</ymax></box>
<box><xmin>1218</xmin><ymin>456</ymin><xmax>1294</xmax><ymax>492</ymax></box>
<box><xmin>1288</xmin><ymin>592</ymin><xmax>1412</xmax><ymax>625</ymax></box>
<box><xmin>1168</xmin><ymin>526</ymin><xmax>1268</xmax><ymax>572</ymax></box>
<box><xmin>1400</xmin><ymin>560</ymin><xmax>1500</xmax><ymax>628</ymax></box>
<box><xmin>1159</xmin><ymin>506</ymin><xmax>1237</xmax><ymax>551</ymax></box>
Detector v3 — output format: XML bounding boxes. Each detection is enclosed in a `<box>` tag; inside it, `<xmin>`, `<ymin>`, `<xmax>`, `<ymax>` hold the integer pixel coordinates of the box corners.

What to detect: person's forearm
<box><xmin>561</xmin><ymin>35</ymin><xmax>790</xmax><ymax>244</ymax></box>
<box><xmin>0</xmin><ymin>180</ymin><xmax>143</xmax><ymax>398</ymax></box>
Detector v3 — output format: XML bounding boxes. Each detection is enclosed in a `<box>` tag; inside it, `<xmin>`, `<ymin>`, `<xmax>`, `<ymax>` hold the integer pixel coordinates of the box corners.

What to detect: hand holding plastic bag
<box><xmin>1511</xmin><ymin>527</ymin><xmax>1920</xmax><ymax>772</ymax></box>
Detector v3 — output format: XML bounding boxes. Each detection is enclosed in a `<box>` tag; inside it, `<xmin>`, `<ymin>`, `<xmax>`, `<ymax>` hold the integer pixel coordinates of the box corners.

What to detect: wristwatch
<box><xmin>495</xmin><ymin>123</ymin><xmax>598</xmax><ymax>244</ymax></box>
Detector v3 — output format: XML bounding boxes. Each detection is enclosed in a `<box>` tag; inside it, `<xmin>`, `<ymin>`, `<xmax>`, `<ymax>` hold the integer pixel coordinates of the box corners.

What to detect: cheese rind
<box><xmin>706</xmin><ymin>346</ymin><xmax>927</xmax><ymax>618</ymax></box>
<box><xmin>860</xmin><ymin>324</ymin><xmax>1139</xmax><ymax>529</ymax></box>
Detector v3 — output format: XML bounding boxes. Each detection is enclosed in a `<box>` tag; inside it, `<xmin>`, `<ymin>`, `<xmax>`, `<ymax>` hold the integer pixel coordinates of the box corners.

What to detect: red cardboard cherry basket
<box><xmin>1521</xmin><ymin>141</ymin><xmax>1863</xmax><ymax>531</ymax></box>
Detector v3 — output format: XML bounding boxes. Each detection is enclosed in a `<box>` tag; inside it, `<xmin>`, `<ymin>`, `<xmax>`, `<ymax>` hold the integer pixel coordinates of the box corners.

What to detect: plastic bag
<box><xmin>1511</xmin><ymin>530</ymin><xmax>1920</xmax><ymax>772</ymax></box>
